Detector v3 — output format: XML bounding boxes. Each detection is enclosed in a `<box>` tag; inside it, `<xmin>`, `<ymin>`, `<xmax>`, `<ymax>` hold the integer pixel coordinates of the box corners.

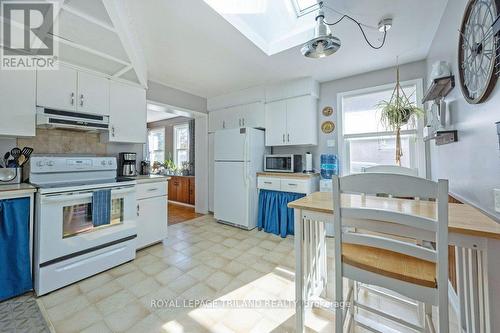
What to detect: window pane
<box><xmin>347</xmin><ymin>135</ymin><xmax>414</xmax><ymax>174</ymax></box>
<box><xmin>295</xmin><ymin>0</ymin><xmax>318</xmax><ymax>11</ymax></box>
<box><xmin>177</xmin><ymin>150</ymin><xmax>188</xmax><ymax>166</ymax></box>
<box><xmin>343</xmin><ymin>85</ymin><xmax>417</xmax><ymax>135</ymax></box>
<box><xmin>175</xmin><ymin>127</ymin><xmax>189</xmax><ymax>149</ymax></box>
<box><xmin>147</xmin><ymin>129</ymin><xmax>165</xmax><ymax>164</ymax></box>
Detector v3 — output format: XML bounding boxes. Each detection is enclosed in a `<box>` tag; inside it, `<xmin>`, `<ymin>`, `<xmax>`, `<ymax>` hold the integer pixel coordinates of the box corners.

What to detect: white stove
<box><xmin>31</xmin><ymin>156</ymin><xmax>138</xmax><ymax>295</ymax></box>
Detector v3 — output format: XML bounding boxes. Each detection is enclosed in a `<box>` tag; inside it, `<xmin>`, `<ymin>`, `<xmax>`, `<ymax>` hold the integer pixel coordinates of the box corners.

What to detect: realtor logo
<box><xmin>1</xmin><ymin>1</ymin><xmax>58</xmax><ymax>70</ymax></box>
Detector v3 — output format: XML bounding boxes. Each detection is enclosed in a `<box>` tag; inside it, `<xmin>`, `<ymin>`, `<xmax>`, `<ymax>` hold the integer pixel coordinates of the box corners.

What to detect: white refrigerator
<box><xmin>214</xmin><ymin>127</ymin><xmax>267</xmax><ymax>229</ymax></box>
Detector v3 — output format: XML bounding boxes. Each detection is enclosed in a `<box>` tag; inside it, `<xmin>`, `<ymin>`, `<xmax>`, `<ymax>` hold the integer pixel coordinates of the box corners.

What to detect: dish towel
<box><xmin>92</xmin><ymin>189</ymin><xmax>111</xmax><ymax>227</ymax></box>
<box><xmin>0</xmin><ymin>198</ymin><xmax>32</xmax><ymax>301</ymax></box>
<box><xmin>257</xmin><ymin>190</ymin><xmax>305</xmax><ymax>238</ymax></box>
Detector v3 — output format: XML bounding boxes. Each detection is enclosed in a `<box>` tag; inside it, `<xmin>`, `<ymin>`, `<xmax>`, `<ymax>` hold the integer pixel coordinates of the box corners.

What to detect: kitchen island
<box><xmin>288</xmin><ymin>191</ymin><xmax>500</xmax><ymax>333</ymax></box>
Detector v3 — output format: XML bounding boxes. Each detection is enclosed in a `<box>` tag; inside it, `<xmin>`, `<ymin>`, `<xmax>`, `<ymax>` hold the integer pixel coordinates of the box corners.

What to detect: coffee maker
<box><xmin>118</xmin><ymin>152</ymin><xmax>137</xmax><ymax>177</ymax></box>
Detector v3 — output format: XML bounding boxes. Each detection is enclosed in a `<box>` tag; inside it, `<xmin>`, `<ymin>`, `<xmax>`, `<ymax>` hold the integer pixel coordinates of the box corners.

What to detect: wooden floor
<box><xmin>168</xmin><ymin>202</ymin><xmax>203</xmax><ymax>225</ymax></box>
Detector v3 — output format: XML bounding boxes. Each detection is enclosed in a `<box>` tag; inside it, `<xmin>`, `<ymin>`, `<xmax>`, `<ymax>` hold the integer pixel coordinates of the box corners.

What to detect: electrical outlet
<box><xmin>327</xmin><ymin>139</ymin><xmax>336</xmax><ymax>148</ymax></box>
<box><xmin>495</xmin><ymin>189</ymin><xmax>500</xmax><ymax>213</ymax></box>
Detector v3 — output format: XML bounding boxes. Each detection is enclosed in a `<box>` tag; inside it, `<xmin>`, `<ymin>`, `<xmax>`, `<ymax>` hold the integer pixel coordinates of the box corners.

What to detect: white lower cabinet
<box><xmin>136</xmin><ymin>181</ymin><xmax>168</xmax><ymax>249</ymax></box>
<box><xmin>257</xmin><ymin>175</ymin><xmax>319</xmax><ymax>195</ymax></box>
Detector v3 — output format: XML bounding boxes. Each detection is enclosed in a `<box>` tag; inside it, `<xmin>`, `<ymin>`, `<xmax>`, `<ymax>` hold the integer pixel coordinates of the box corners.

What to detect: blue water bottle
<box><xmin>320</xmin><ymin>154</ymin><xmax>338</xmax><ymax>179</ymax></box>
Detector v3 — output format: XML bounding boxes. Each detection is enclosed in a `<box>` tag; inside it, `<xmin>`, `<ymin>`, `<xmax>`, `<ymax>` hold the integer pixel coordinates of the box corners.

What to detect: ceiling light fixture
<box><xmin>302</xmin><ymin>1</ymin><xmax>391</xmax><ymax>58</ymax></box>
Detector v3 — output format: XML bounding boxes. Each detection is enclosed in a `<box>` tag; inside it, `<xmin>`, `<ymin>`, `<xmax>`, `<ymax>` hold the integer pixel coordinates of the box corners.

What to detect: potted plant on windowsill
<box><xmin>377</xmin><ymin>64</ymin><xmax>424</xmax><ymax>166</ymax></box>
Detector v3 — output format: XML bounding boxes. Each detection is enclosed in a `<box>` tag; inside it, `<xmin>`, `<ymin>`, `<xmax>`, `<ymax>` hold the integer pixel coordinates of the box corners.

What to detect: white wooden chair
<box><xmin>332</xmin><ymin>173</ymin><xmax>449</xmax><ymax>332</ymax></box>
<box><xmin>361</xmin><ymin>165</ymin><xmax>418</xmax><ymax>177</ymax></box>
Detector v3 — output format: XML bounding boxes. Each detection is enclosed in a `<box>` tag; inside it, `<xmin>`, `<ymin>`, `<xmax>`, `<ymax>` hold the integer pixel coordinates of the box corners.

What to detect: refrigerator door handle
<box><xmin>243</xmin><ymin>133</ymin><xmax>249</xmax><ymax>187</ymax></box>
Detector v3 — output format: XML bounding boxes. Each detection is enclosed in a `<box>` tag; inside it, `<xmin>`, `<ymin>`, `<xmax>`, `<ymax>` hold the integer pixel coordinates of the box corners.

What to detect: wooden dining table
<box><xmin>288</xmin><ymin>192</ymin><xmax>500</xmax><ymax>333</ymax></box>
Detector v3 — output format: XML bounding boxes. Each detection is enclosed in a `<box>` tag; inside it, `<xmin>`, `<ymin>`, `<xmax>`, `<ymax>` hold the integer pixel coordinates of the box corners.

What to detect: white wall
<box><xmin>273</xmin><ymin>60</ymin><xmax>428</xmax><ymax>170</ymax></box>
<box><xmin>426</xmin><ymin>0</ymin><xmax>500</xmax><ymax>220</ymax></box>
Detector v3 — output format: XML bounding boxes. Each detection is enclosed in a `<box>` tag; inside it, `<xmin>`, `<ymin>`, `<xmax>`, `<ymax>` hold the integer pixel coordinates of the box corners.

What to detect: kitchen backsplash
<box><xmin>17</xmin><ymin>129</ymin><xmax>107</xmax><ymax>155</ymax></box>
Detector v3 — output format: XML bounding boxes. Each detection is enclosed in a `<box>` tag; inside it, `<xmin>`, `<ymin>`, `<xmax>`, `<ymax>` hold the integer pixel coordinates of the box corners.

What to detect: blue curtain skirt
<box><xmin>257</xmin><ymin>190</ymin><xmax>305</xmax><ymax>238</ymax></box>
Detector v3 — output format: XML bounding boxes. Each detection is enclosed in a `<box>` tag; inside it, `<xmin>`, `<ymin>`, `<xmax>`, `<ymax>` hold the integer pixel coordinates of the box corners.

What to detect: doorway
<box><xmin>145</xmin><ymin>101</ymin><xmax>209</xmax><ymax>219</ymax></box>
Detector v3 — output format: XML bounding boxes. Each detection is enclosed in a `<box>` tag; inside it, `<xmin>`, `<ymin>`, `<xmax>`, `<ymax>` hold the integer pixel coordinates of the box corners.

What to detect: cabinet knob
<box><xmin>71</xmin><ymin>92</ymin><xmax>75</xmax><ymax>106</ymax></box>
<box><xmin>80</xmin><ymin>94</ymin><xmax>84</xmax><ymax>107</ymax></box>
<box><xmin>282</xmin><ymin>134</ymin><xmax>285</xmax><ymax>143</ymax></box>
<box><xmin>287</xmin><ymin>134</ymin><xmax>290</xmax><ymax>142</ymax></box>
<box><xmin>136</xmin><ymin>204</ymin><xmax>140</xmax><ymax>216</ymax></box>
<box><xmin>111</xmin><ymin>126</ymin><xmax>115</xmax><ymax>137</ymax></box>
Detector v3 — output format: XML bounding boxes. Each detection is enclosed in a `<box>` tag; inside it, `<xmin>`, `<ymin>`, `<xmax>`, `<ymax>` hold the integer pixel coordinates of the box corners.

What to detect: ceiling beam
<box><xmin>61</xmin><ymin>4</ymin><xmax>115</xmax><ymax>33</ymax></box>
<box><xmin>52</xmin><ymin>34</ymin><xmax>131</xmax><ymax>66</ymax></box>
<box><xmin>113</xmin><ymin>64</ymin><xmax>132</xmax><ymax>78</ymax></box>
<box><xmin>102</xmin><ymin>0</ymin><xmax>148</xmax><ymax>88</ymax></box>
<box><xmin>30</xmin><ymin>0</ymin><xmax>65</xmax><ymax>51</ymax></box>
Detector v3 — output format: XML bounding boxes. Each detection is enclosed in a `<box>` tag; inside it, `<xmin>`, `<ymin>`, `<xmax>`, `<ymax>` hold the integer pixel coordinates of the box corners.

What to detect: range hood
<box><xmin>36</xmin><ymin>108</ymin><xmax>109</xmax><ymax>132</ymax></box>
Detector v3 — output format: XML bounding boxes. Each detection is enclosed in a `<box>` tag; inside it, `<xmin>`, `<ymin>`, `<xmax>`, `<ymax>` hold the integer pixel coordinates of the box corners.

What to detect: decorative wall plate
<box><xmin>322</xmin><ymin>106</ymin><xmax>334</xmax><ymax>117</ymax></box>
<box><xmin>321</xmin><ymin>121</ymin><xmax>335</xmax><ymax>133</ymax></box>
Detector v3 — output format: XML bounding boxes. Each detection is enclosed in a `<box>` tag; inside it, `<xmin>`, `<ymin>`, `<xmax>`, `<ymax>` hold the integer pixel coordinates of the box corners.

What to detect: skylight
<box><xmin>291</xmin><ymin>0</ymin><xmax>320</xmax><ymax>17</ymax></box>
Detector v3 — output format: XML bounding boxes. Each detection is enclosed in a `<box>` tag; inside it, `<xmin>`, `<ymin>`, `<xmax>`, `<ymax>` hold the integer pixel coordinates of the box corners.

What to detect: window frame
<box><xmin>173</xmin><ymin>123</ymin><xmax>190</xmax><ymax>167</ymax></box>
<box><xmin>147</xmin><ymin>127</ymin><xmax>166</xmax><ymax>164</ymax></box>
<box><xmin>291</xmin><ymin>0</ymin><xmax>320</xmax><ymax>17</ymax></box>
<box><xmin>336</xmin><ymin>78</ymin><xmax>426</xmax><ymax>177</ymax></box>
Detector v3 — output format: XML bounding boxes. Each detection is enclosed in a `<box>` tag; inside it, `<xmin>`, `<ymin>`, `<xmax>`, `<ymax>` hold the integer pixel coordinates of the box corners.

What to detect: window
<box><xmin>291</xmin><ymin>0</ymin><xmax>320</xmax><ymax>16</ymax></box>
<box><xmin>338</xmin><ymin>80</ymin><xmax>425</xmax><ymax>176</ymax></box>
<box><xmin>173</xmin><ymin>124</ymin><xmax>189</xmax><ymax>167</ymax></box>
<box><xmin>147</xmin><ymin>128</ymin><xmax>165</xmax><ymax>164</ymax></box>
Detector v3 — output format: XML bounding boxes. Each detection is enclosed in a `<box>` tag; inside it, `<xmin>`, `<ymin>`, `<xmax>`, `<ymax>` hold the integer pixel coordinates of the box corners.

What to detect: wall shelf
<box><xmin>424</xmin><ymin>130</ymin><xmax>458</xmax><ymax>145</ymax></box>
<box><xmin>423</xmin><ymin>75</ymin><xmax>455</xmax><ymax>103</ymax></box>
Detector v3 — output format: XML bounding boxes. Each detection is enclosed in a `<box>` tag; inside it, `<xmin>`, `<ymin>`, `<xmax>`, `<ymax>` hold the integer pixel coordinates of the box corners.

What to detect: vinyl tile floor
<box><xmin>37</xmin><ymin>215</ymin><xmax>461</xmax><ymax>332</ymax></box>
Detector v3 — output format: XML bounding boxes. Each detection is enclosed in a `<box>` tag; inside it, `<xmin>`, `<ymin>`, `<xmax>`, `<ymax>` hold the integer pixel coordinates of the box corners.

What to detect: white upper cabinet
<box><xmin>0</xmin><ymin>70</ymin><xmax>36</xmax><ymax>137</ymax></box>
<box><xmin>265</xmin><ymin>95</ymin><xmax>318</xmax><ymax>146</ymax></box>
<box><xmin>208</xmin><ymin>102</ymin><xmax>265</xmax><ymax>132</ymax></box>
<box><xmin>76</xmin><ymin>72</ymin><xmax>109</xmax><ymax>116</ymax></box>
<box><xmin>265</xmin><ymin>100</ymin><xmax>287</xmax><ymax>145</ymax></box>
<box><xmin>265</xmin><ymin>77</ymin><xmax>319</xmax><ymax>103</ymax></box>
<box><xmin>37</xmin><ymin>66</ymin><xmax>78</xmax><ymax>111</ymax></box>
<box><xmin>107</xmin><ymin>81</ymin><xmax>147</xmax><ymax>143</ymax></box>
<box><xmin>37</xmin><ymin>65</ymin><xmax>109</xmax><ymax>115</ymax></box>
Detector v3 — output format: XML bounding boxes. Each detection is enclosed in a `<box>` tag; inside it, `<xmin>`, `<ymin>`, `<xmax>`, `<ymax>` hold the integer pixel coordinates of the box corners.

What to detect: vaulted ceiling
<box><xmin>127</xmin><ymin>0</ymin><xmax>449</xmax><ymax>98</ymax></box>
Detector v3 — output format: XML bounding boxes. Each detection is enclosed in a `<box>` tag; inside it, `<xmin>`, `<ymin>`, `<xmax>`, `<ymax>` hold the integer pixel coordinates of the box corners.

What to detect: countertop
<box><xmin>288</xmin><ymin>192</ymin><xmax>500</xmax><ymax>240</ymax></box>
<box><xmin>0</xmin><ymin>183</ymin><xmax>37</xmax><ymax>198</ymax></box>
<box><xmin>128</xmin><ymin>175</ymin><xmax>171</xmax><ymax>184</ymax></box>
<box><xmin>257</xmin><ymin>172</ymin><xmax>320</xmax><ymax>179</ymax></box>
<box><xmin>168</xmin><ymin>175</ymin><xmax>195</xmax><ymax>178</ymax></box>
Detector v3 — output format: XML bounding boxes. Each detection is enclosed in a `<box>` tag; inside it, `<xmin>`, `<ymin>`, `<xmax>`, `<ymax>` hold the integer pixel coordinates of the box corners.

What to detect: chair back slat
<box><xmin>342</xmin><ymin>232</ymin><xmax>437</xmax><ymax>262</ymax></box>
<box><xmin>362</xmin><ymin>165</ymin><xmax>418</xmax><ymax>177</ymax></box>
<box><xmin>342</xmin><ymin>208</ymin><xmax>437</xmax><ymax>232</ymax></box>
<box><xmin>345</xmin><ymin>219</ymin><xmax>436</xmax><ymax>242</ymax></box>
<box><xmin>341</xmin><ymin>173</ymin><xmax>438</xmax><ymax>199</ymax></box>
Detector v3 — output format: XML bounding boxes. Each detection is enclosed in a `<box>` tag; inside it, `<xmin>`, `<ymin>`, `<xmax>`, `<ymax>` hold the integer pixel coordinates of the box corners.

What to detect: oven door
<box><xmin>36</xmin><ymin>185</ymin><xmax>136</xmax><ymax>264</ymax></box>
<box><xmin>264</xmin><ymin>155</ymin><xmax>293</xmax><ymax>173</ymax></box>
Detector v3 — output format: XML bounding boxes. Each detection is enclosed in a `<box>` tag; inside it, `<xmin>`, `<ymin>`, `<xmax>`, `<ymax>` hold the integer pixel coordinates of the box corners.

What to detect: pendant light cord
<box><xmin>319</xmin><ymin>3</ymin><xmax>388</xmax><ymax>50</ymax></box>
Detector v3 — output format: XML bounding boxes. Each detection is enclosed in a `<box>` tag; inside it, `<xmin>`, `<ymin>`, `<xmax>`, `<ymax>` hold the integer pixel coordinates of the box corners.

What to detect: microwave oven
<box><xmin>264</xmin><ymin>154</ymin><xmax>303</xmax><ymax>173</ymax></box>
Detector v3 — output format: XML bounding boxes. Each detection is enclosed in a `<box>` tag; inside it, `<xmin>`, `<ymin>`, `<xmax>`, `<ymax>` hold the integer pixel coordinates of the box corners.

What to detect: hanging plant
<box><xmin>377</xmin><ymin>64</ymin><xmax>424</xmax><ymax>165</ymax></box>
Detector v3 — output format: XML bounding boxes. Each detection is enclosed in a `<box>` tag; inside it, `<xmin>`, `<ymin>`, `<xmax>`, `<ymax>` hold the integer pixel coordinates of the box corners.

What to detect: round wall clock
<box><xmin>322</xmin><ymin>106</ymin><xmax>334</xmax><ymax>117</ymax></box>
<box><xmin>458</xmin><ymin>0</ymin><xmax>500</xmax><ymax>104</ymax></box>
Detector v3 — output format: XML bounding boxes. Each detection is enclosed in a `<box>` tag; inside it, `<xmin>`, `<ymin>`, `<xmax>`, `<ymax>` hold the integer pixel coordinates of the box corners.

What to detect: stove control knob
<box><xmin>36</xmin><ymin>161</ymin><xmax>44</xmax><ymax>167</ymax></box>
<box><xmin>101</xmin><ymin>160</ymin><xmax>106</xmax><ymax>166</ymax></box>
<box><xmin>46</xmin><ymin>161</ymin><xmax>54</xmax><ymax>167</ymax></box>
<box><xmin>108</xmin><ymin>160</ymin><xmax>113</xmax><ymax>166</ymax></box>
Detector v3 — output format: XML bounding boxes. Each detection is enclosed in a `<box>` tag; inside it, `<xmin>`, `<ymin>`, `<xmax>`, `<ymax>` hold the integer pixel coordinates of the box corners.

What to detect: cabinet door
<box><xmin>136</xmin><ymin>196</ymin><xmax>167</xmax><ymax>249</ymax></box>
<box><xmin>178</xmin><ymin>177</ymin><xmax>190</xmax><ymax>204</ymax></box>
<box><xmin>0</xmin><ymin>70</ymin><xmax>36</xmax><ymax>137</ymax></box>
<box><xmin>209</xmin><ymin>110</ymin><xmax>224</xmax><ymax>132</ymax></box>
<box><xmin>264</xmin><ymin>100</ymin><xmax>287</xmax><ymax>146</ymax></box>
<box><xmin>241</xmin><ymin>102</ymin><xmax>265</xmax><ymax>129</ymax></box>
<box><xmin>189</xmin><ymin>178</ymin><xmax>195</xmax><ymax>205</ymax></box>
<box><xmin>77</xmin><ymin>72</ymin><xmax>109</xmax><ymax>115</ymax></box>
<box><xmin>223</xmin><ymin>105</ymin><xmax>242</xmax><ymax>129</ymax></box>
<box><xmin>285</xmin><ymin>95</ymin><xmax>318</xmax><ymax>146</ymax></box>
<box><xmin>108</xmin><ymin>81</ymin><xmax>147</xmax><ymax>143</ymax></box>
<box><xmin>168</xmin><ymin>177</ymin><xmax>178</xmax><ymax>202</ymax></box>
<box><xmin>36</xmin><ymin>66</ymin><xmax>77</xmax><ymax>111</ymax></box>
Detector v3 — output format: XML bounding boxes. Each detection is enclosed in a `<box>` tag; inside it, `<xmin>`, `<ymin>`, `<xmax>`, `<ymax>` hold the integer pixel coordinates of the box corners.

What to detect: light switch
<box><xmin>495</xmin><ymin>189</ymin><xmax>500</xmax><ymax>213</ymax></box>
<box><xmin>327</xmin><ymin>139</ymin><xmax>336</xmax><ymax>147</ymax></box>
